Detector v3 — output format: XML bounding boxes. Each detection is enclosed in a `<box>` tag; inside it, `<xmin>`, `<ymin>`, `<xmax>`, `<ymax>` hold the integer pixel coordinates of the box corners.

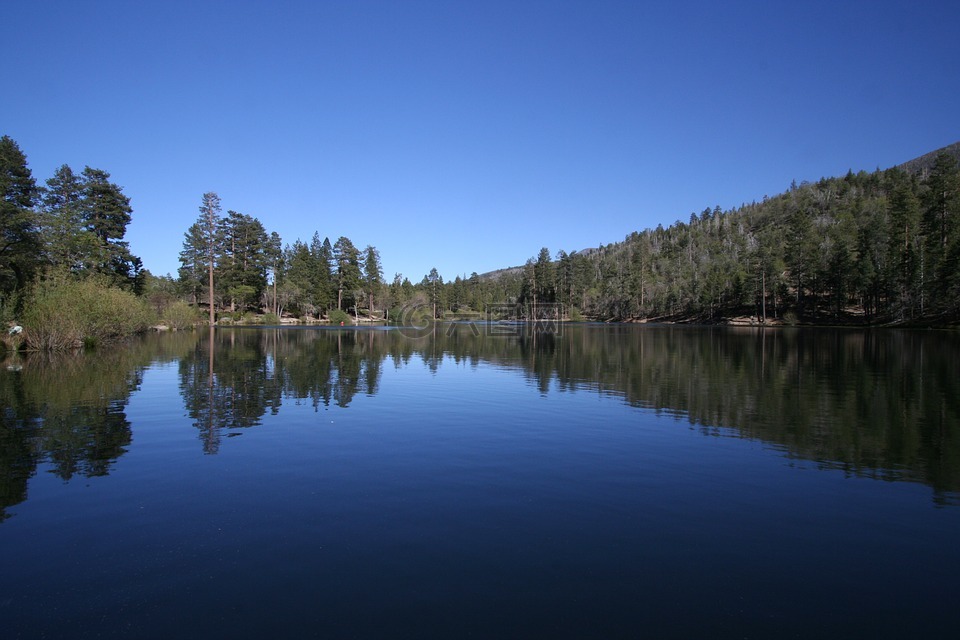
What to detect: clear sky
<box><xmin>4</xmin><ymin>0</ymin><xmax>958</xmax><ymax>282</ymax></box>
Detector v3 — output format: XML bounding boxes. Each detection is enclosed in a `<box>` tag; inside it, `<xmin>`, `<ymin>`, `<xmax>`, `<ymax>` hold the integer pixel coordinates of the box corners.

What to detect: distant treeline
<box><xmin>477</xmin><ymin>147</ymin><xmax>960</xmax><ymax>324</ymax></box>
<box><xmin>177</xmin><ymin>192</ymin><xmax>387</xmax><ymax>322</ymax></box>
<box><xmin>262</xmin><ymin>144</ymin><xmax>960</xmax><ymax>326</ymax></box>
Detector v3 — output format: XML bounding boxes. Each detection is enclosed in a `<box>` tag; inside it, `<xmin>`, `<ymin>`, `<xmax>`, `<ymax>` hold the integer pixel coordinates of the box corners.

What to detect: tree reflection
<box><xmin>184</xmin><ymin>325</ymin><xmax>960</xmax><ymax>504</ymax></box>
<box><xmin>0</xmin><ymin>345</ymin><xmax>161</xmax><ymax>520</ymax></box>
<box><xmin>177</xmin><ymin>328</ymin><xmax>384</xmax><ymax>452</ymax></box>
<box><xmin>3</xmin><ymin>324</ymin><xmax>958</xmax><ymax>520</ymax></box>
<box><xmin>500</xmin><ymin>325</ymin><xmax>960</xmax><ymax>504</ymax></box>
<box><xmin>179</xmin><ymin>327</ymin><xmax>281</xmax><ymax>454</ymax></box>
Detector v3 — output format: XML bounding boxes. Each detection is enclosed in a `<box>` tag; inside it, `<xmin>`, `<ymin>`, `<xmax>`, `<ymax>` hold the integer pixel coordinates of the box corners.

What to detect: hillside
<box><xmin>484</xmin><ymin>142</ymin><xmax>960</xmax><ymax>281</ymax></box>
<box><xmin>469</xmin><ymin>141</ymin><xmax>960</xmax><ymax>325</ymax></box>
<box><xmin>897</xmin><ymin>141</ymin><xmax>960</xmax><ymax>176</ymax></box>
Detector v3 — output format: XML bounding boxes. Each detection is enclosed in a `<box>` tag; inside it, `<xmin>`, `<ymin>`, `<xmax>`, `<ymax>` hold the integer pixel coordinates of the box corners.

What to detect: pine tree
<box><xmin>178</xmin><ymin>193</ymin><xmax>222</xmax><ymax>322</ymax></box>
<box><xmin>923</xmin><ymin>152</ymin><xmax>960</xmax><ymax>312</ymax></box>
<box><xmin>282</xmin><ymin>240</ymin><xmax>317</xmax><ymax>317</ymax></box>
<box><xmin>40</xmin><ymin>165</ymin><xmax>92</xmax><ymax>272</ymax></box>
<box><xmin>218</xmin><ymin>210</ymin><xmax>270</xmax><ymax>313</ymax></box>
<box><xmin>426</xmin><ymin>267</ymin><xmax>442</xmax><ymax>318</ymax></box>
<box><xmin>532</xmin><ymin>247</ymin><xmax>555</xmax><ymax>318</ymax></box>
<box><xmin>886</xmin><ymin>170</ymin><xmax>922</xmax><ymax>318</ymax></box>
<box><xmin>333</xmin><ymin>236</ymin><xmax>361</xmax><ymax>312</ymax></box>
<box><xmin>0</xmin><ymin>135</ymin><xmax>40</xmax><ymax>295</ymax></box>
<box><xmin>178</xmin><ymin>222</ymin><xmax>209</xmax><ymax>306</ymax></box>
<box><xmin>79</xmin><ymin>167</ymin><xmax>139</xmax><ymax>286</ymax></box>
<box><xmin>363</xmin><ymin>245</ymin><xmax>383</xmax><ymax>315</ymax></box>
<box><xmin>310</xmin><ymin>234</ymin><xmax>335</xmax><ymax>314</ymax></box>
<box><xmin>266</xmin><ymin>231</ymin><xmax>283</xmax><ymax>315</ymax></box>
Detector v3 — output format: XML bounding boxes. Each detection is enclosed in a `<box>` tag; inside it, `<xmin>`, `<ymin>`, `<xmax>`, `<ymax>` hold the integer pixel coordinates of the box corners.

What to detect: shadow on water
<box><xmin>2</xmin><ymin>324</ymin><xmax>959</xmax><ymax>519</ymax></box>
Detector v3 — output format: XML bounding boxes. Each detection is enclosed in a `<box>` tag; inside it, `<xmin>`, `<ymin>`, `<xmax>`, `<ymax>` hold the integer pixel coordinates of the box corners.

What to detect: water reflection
<box><xmin>2</xmin><ymin>324</ymin><xmax>959</xmax><ymax>518</ymax></box>
<box><xmin>180</xmin><ymin>325</ymin><xmax>960</xmax><ymax>504</ymax></box>
<box><xmin>177</xmin><ymin>328</ymin><xmax>389</xmax><ymax>453</ymax></box>
<box><xmin>0</xmin><ymin>349</ymin><xmax>147</xmax><ymax>520</ymax></box>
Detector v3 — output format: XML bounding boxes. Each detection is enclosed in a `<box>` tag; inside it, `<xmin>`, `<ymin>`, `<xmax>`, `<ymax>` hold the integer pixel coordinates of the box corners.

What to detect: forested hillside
<box><xmin>462</xmin><ymin>143</ymin><xmax>960</xmax><ymax>325</ymax></box>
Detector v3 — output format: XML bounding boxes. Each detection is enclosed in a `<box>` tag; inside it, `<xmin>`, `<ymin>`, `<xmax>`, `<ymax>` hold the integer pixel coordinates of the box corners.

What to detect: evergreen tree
<box><xmin>178</xmin><ymin>222</ymin><xmax>209</xmax><ymax>305</ymax></box>
<box><xmin>218</xmin><ymin>210</ymin><xmax>270</xmax><ymax>312</ymax></box>
<box><xmin>333</xmin><ymin>236</ymin><xmax>361</xmax><ymax>312</ymax></box>
<box><xmin>39</xmin><ymin>165</ymin><xmax>93</xmax><ymax>273</ymax></box>
<box><xmin>627</xmin><ymin>241</ymin><xmax>649</xmax><ymax>316</ymax></box>
<box><xmin>533</xmin><ymin>247</ymin><xmax>556</xmax><ymax>315</ymax></box>
<box><xmin>178</xmin><ymin>192</ymin><xmax>221</xmax><ymax>321</ymax></box>
<box><xmin>450</xmin><ymin>275</ymin><xmax>466</xmax><ymax>312</ymax></box>
<box><xmin>362</xmin><ymin>245</ymin><xmax>383</xmax><ymax>314</ymax></box>
<box><xmin>388</xmin><ymin>272</ymin><xmax>405</xmax><ymax>310</ymax></box>
<box><xmin>426</xmin><ymin>267</ymin><xmax>442</xmax><ymax>318</ymax></box>
<box><xmin>282</xmin><ymin>240</ymin><xmax>317</xmax><ymax>317</ymax></box>
<box><xmin>923</xmin><ymin>152</ymin><xmax>960</xmax><ymax>312</ymax></box>
<box><xmin>263</xmin><ymin>231</ymin><xmax>282</xmax><ymax>315</ymax></box>
<box><xmin>886</xmin><ymin>170</ymin><xmax>922</xmax><ymax>318</ymax></box>
<box><xmin>310</xmin><ymin>234</ymin><xmax>335</xmax><ymax>314</ymax></box>
<box><xmin>79</xmin><ymin>167</ymin><xmax>139</xmax><ymax>287</ymax></box>
<box><xmin>0</xmin><ymin>135</ymin><xmax>40</xmax><ymax>295</ymax></box>
<box><xmin>783</xmin><ymin>195</ymin><xmax>817</xmax><ymax>307</ymax></box>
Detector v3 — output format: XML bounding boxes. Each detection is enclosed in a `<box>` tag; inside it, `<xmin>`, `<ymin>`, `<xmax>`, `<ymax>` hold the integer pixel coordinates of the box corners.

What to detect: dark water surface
<box><xmin>1</xmin><ymin>325</ymin><xmax>958</xmax><ymax>638</ymax></box>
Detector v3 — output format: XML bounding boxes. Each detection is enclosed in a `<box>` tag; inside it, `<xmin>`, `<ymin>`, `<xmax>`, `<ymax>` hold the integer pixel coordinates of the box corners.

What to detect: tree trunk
<box><xmin>761</xmin><ymin>270</ymin><xmax>767</xmax><ymax>323</ymax></box>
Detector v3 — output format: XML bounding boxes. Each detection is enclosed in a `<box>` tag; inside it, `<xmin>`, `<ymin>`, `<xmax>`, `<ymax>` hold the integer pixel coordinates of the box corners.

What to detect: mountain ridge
<box><xmin>479</xmin><ymin>140</ymin><xmax>960</xmax><ymax>281</ymax></box>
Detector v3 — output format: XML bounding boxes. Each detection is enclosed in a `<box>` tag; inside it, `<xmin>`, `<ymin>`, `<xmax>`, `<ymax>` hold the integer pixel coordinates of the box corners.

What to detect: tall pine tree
<box><xmin>0</xmin><ymin>135</ymin><xmax>40</xmax><ymax>296</ymax></box>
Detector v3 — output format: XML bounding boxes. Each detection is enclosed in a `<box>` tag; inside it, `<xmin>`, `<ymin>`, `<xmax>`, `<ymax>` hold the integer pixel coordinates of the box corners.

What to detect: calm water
<box><xmin>1</xmin><ymin>324</ymin><xmax>958</xmax><ymax>638</ymax></box>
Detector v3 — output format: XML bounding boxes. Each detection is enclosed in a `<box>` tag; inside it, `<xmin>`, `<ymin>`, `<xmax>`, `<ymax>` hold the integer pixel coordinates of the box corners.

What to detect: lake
<box><xmin>1</xmin><ymin>324</ymin><xmax>958</xmax><ymax>638</ymax></box>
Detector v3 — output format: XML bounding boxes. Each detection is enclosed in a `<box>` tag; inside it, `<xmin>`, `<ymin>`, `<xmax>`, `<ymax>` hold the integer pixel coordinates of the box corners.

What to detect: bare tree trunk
<box><xmin>207</xmin><ymin>213</ymin><xmax>215</xmax><ymax>326</ymax></box>
<box><xmin>761</xmin><ymin>270</ymin><xmax>767</xmax><ymax>323</ymax></box>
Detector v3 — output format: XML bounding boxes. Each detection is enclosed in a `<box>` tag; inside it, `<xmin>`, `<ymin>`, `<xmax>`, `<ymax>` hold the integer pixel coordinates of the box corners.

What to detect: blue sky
<box><xmin>4</xmin><ymin>0</ymin><xmax>958</xmax><ymax>282</ymax></box>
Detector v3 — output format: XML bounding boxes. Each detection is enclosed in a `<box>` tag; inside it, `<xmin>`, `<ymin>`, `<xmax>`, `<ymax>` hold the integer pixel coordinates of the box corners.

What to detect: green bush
<box><xmin>22</xmin><ymin>277</ymin><xmax>156</xmax><ymax>350</ymax></box>
<box><xmin>1</xmin><ymin>290</ymin><xmax>23</xmax><ymax>326</ymax></box>
<box><xmin>1</xmin><ymin>291</ymin><xmax>24</xmax><ymax>352</ymax></box>
<box><xmin>163</xmin><ymin>300</ymin><xmax>201</xmax><ymax>330</ymax></box>
<box><xmin>261</xmin><ymin>312</ymin><xmax>281</xmax><ymax>325</ymax></box>
<box><xmin>327</xmin><ymin>309</ymin><xmax>352</xmax><ymax>325</ymax></box>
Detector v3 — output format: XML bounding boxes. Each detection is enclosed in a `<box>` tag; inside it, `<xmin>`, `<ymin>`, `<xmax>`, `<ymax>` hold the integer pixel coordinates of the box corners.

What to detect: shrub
<box><xmin>1</xmin><ymin>290</ymin><xmax>24</xmax><ymax>352</ymax></box>
<box><xmin>1</xmin><ymin>290</ymin><xmax>23</xmax><ymax>326</ymax></box>
<box><xmin>22</xmin><ymin>277</ymin><xmax>156</xmax><ymax>350</ymax></box>
<box><xmin>327</xmin><ymin>309</ymin><xmax>352</xmax><ymax>325</ymax></box>
<box><xmin>261</xmin><ymin>312</ymin><xmax>281</xmax><ymax>325</ymax></box>
<box><xmin>163</xmin><ymin>300</ymin><xmax>202</xmax><ymax>330</ymax></box>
